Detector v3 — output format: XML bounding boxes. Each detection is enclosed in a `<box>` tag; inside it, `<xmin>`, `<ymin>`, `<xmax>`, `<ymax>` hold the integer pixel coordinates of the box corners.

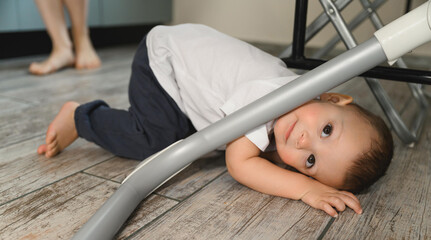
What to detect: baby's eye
<box><xmin>321</xmin><ymin>124</ymin><xmax>332</xmax><ymax>138</ymax></box>
<box><xmin>306</xmin><ymin>154</ymin><xmax>315</xmax><ymax>168</ymax></box>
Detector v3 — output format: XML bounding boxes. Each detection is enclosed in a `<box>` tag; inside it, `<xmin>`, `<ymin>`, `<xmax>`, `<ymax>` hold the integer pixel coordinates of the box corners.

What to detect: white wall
<box><xmin>171</xmin><ymin>0</ymin><xmax>431</xmax><ymax>56</ymax></box>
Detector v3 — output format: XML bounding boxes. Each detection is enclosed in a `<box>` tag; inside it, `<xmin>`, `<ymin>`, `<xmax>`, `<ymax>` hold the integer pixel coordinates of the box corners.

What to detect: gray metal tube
<box><xmin>73</xmin><ymin>37</ymin><xmax>387</xmax><ymax>239</ymax></box>
<box><xmin>312</xmin><ymin>0</ymin><xmax>386</xmax><ymax>59</ymax></box>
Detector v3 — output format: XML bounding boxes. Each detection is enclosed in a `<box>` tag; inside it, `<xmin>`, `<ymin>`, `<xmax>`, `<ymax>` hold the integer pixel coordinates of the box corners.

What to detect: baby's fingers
<box><xmin>338</xmin><ymin>193</ymin><xmax>362</xmax><ymax>214</ymax></box>
<box><xmin>328</xmin><ymin>196</ymin><xmax>346</xmax><ymax>212</ymax></box>
<box><xmin>340</xmin><ymin>191</ymin><xmax>361</xmax><ymax>205</ymax></box>
<box><xmin>321</xmin><ymin>202</ymin><xmax>339</xmax><ymax>218</ymax></box>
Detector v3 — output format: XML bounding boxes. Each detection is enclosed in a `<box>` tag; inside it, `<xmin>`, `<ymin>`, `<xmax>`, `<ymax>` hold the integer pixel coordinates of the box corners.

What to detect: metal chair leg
<box><xmin>311</xmin><ymin>0</ymin><xmax>386</xmax><ymax>59</ymax></box>
<box><xmin>320</xmin><ymin>0</ymin><xmax>429</xmax><ymax>144</ymax></box>
<box><xmin>279</xmin><ymin>0</ymin><xmax>353</xmax><ymax>58</ymax></box>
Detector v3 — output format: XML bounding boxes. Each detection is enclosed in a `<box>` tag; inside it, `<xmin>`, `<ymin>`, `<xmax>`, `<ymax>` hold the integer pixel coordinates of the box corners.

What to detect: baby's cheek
<box><xmin>278</xmin><ymin>149</ymin><xmax>296</xmax><ymax>166</ymax></box>
<box><xmin>303</xmin><ymin>111</ymin><xmax>319</xmax><ymax>123</ymax></box>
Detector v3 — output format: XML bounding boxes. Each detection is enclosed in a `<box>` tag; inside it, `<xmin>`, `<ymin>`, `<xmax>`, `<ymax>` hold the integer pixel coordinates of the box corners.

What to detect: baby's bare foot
<box><xmin>37</xmin><ymin>101</ymin><xmax>79</xmax><ymax>158</ymax></box>
<box><xmin>29</xmin><ymin>49</ymin><xmax>75</xmax><ymax>75</ymax></box>
<box><xmin>75</xmin><ymin>38</ymin><xmax>101</xmax><ymax>70</ymax></box>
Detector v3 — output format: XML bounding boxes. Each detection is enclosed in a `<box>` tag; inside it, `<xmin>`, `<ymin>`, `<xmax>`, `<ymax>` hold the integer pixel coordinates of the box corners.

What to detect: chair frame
<box><xmin>281</xmin><ymin>0</ymin><xmax>430</xmax><ymax>144</ymax></box>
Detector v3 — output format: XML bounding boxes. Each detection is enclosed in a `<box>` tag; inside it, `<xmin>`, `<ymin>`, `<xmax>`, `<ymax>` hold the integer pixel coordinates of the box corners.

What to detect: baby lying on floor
<box><xmin>38</xmin><ymin>24</ymin><xmax>394</xmax><ymax>217</ymax></box>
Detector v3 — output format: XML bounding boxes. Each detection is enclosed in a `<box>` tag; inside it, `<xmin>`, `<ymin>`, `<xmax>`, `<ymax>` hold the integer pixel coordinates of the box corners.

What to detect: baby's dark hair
<box><xmin>342</xmin><ymin>103</ymin><xmax>394</xmax><ymax>194</ymax></box>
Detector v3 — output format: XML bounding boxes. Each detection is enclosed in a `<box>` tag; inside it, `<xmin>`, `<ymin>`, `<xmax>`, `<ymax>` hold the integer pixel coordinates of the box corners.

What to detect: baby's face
<box><xmin>274</xmin><ymin>94</ymin><xmax>373</xmax><ymax>189</ymax></box>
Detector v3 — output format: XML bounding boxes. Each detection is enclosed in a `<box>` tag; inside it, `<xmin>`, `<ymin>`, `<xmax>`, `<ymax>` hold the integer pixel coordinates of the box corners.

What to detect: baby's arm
<box><xmin>225</xmin><ymin>136</ymin><xmax>362</xmax><ymax>217</ymax></box>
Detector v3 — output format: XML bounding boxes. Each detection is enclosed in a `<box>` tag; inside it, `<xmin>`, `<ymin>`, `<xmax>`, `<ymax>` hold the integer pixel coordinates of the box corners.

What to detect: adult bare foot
<box><xmin>29</xmin><ymin>48</ymin><xmax>75</xmax><ymax>75</ymax></box>
<box><xmin>75</xmin><ymin>37</ymin><xmax>101</xmax><ymax>70</ymax></box>
<box><xmin>37</xmin><ymin>101</ymin><xmax>80</xmax><ymax>158</ymax></box>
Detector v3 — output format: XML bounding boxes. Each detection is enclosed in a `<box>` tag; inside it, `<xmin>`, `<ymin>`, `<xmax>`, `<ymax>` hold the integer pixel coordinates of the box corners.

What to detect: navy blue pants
<box><xmin>74</xmin><ymin>36</ymin><xmax>195</xmax><ymax>160</ymax></box>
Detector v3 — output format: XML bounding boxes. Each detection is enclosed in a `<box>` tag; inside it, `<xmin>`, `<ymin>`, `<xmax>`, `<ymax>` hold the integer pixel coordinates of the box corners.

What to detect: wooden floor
<box><xmin>1</xmin><ymin>43</ymin><xmax>430</xmax><ymax>240</ymax></box>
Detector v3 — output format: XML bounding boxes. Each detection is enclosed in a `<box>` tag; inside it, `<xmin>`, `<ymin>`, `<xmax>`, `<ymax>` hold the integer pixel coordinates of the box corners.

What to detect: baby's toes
<box><xmin>37</xmin><ymin>144</ymin><xmax>47</xmax><ymax>155</ymax></box>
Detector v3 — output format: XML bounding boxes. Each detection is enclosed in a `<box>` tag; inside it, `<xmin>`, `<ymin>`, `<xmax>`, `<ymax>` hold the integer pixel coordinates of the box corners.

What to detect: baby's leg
<box><xmin>72</xmin><ymin>100</ymin><xmax>165</xmax><ymax>159</ymax></box>
<box><xmin>37</xmin><ymin>101</ymin><xmax>79</xmax><ymax>158</ymax></box>
<box><xmin>70</xmin><ymin>96</ymin><xmax>195</xmax><ymax>160</ymax></box>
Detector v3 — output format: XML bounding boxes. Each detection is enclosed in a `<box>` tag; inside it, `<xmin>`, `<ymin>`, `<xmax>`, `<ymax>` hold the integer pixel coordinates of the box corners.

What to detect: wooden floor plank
<box><xmin>0</xmin><ymin>173</ymin><xmax>177</xmax><ymax>240</ymax></box>
<box><xmin>230</xmin><ymin>197</ymin><xmax>332</xmax><ymax>240</ymax></box>
<box><xmin>131</xmin><ymin>172</ymin><xmax>331</xmax><ymax>239</ymax></box>
<box><xmin>0</xmin><ymin>173</ymin><xmax>112</xmax><ymax>240</ymax></box>
<box><xmin>0</xmin><ymin>103</ymin><xmax>71</xmax><ymax>148</ymax></box>
<box><xmin>115</xmin><ymin>194</ymin><xmax>178</xmax><ymax>240</ymax></box>
<box><xmin>155</xmin><ymin>151</ymin><xmax>227</xmax><ymax>200</ymax></box>
<box><xmin>0</xmin><ymin>64</ymin><xmax>131</xmax><ymax>106</ymax></box>
<box><xmin>85</xmin><ymin>151</ymin><xmax>227</xmax><ymax>200</ymax></box>
<box><xmin>0</xmin><ymin>57</ymin><xmax>34</xmax><ymax>83</ymax></box>
<box><xmin>0</xmin><ymin>137</ymin><xmax>112</xmax><ymax>205</ymax></box>
<box><xmin>0</xmin><ymin>95</ymin><xmax>32</xmax><ymax>116</ymax></box>
<box><xmin>84</xmin><ymin>157</ymin><xmax>140</xmax><ymax>183</ymax></box>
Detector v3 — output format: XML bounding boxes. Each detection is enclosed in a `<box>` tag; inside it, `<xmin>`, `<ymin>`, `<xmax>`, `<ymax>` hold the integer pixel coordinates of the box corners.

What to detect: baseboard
<box><xmin>0</xmin><ymin>24</ymin><xmax>158</xmax><ymax>60</ymax></box>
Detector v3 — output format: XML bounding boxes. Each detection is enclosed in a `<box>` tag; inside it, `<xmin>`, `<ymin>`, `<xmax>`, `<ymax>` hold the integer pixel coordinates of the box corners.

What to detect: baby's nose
<box><xmin>296</xmin><ymin>131</ymin><xmax>310</xmax><ymax>149</ymax></box>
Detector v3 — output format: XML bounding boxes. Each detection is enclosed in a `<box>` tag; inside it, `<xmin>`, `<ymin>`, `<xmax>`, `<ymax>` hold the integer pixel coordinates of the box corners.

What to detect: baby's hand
<box><xmin>300</xmin><ymin>181</ymin><xmax>362</xmax><ymax>217</ymax></box>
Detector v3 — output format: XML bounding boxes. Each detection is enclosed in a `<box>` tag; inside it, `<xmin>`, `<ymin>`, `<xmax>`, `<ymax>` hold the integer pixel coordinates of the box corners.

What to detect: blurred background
<box><xmin>1</xmin><ymin>0</ymin><xmax>429</xmax><ymax>59</ymax></box>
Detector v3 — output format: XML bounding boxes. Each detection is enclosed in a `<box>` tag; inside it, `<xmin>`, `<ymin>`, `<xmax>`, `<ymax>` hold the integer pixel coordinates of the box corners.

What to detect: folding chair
<box><xmin>282</xmin><ymin>0</ymin><xmax>430</xmax><ymax>145</ymax></box>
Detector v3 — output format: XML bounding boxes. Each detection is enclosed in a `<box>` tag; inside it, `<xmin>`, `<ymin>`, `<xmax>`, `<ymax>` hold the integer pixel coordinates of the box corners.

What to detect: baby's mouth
<box><xmin>285</xmin><ymin>121</ymin><xmax>297</xmax><ymax>142</ymax></box>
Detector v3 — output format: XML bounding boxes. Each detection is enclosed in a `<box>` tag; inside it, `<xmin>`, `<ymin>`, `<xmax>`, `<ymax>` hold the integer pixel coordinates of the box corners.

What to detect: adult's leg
<box><xmin>29</xmin><ymin>0</ymin><xmax>75</xmax><ymax>75</ymax></box>
<box><xmin>63</xmin><ymin>0</ymin><xmax>101</xmax><ymax>70</ymax></box>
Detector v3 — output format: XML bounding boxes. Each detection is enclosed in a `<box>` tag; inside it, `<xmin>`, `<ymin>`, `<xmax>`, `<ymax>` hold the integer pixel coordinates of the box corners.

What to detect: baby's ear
<box><xmin>320</xmin><ymin>93</ymin><xmax>353</xmax><ymax>105</ymax></box>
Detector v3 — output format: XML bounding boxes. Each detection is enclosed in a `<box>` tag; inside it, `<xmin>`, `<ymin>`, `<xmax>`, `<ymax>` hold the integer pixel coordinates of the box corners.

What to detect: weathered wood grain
<box><xmin>84</xmin><ymin>156</ymin><xmax>140</xmax><ymax>183</ymax></box>
<box><xmin>0</xmin><ymin>173</ymin><xmax>177</xmax><ymax>240</ymax></box>
<box><xmin>0</xmin><ymin>173</ymin><xmax>114</xmax><ymax>240</ymax></box>
<box><xmin>0</xmin><ymin>57</ymin><xmax>35</xmax><ymax>83</ymax></box>
<box><xmin>0</xmin><ymin>64</ymin><xmax>130</xmax><ymax>106</ymax></box>
<box><xmin>0</xmin><ymin>137</ymin><xmax>113</xmax><ymax>205</ymax></box>
<box><xmin>155</xmin><ymin>151</ymin><xmax>227</xmax><ymax>200</ymax></box>
<box><xmin>0</xmin><ymin>103</ymin><xmax>72</xmax><ymax>148</ymax></box>
<box><xmin>116</xmin><ymin>194</ymin><xmax>178</xmax><ymax>240</ymax></box>
<box><xmin>131</xmin><ymin>172</ymin><xmax>331</xmax><ymax>239</ymax></box>
<box><xmin>0</xmin><ymin>95</ymin><xmax>32</xmax><ymax>116</ymax></box>
<box><xmin>85</xmin><ymin>151</ymin><xmax>227</xmax><ymax>201</ymax></box>
<box><xmin>230</xmin><ymin>197</ymin><xmax>333</xmax><ymax>240</ymax></box>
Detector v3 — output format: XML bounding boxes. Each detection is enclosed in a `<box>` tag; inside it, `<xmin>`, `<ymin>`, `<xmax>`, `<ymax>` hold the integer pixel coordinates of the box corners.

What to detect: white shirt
<box><xmin>146</xmin><ymin>24</ymin><xmax>298</xmax><ymax>151</ymax></box>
